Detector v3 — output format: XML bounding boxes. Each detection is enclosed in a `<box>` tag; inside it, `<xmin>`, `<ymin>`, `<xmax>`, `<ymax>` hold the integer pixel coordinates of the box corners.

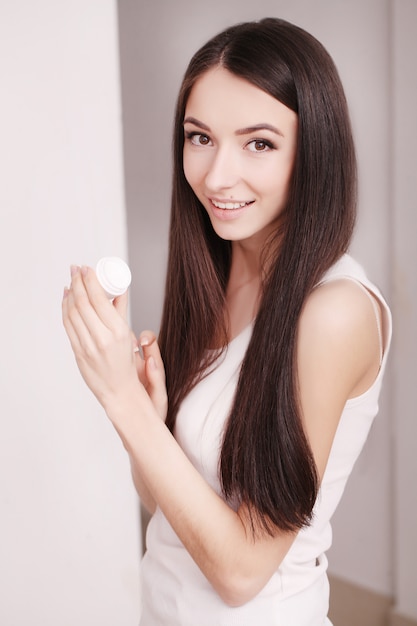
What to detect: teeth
<box><xmin>212</xmin><ymin>200</ymin><xmax>248</xmax><ymax>210</ymax></box>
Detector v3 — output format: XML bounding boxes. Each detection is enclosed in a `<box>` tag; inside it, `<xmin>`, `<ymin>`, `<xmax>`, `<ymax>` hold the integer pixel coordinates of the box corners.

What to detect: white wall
<box><xmin>119</xmin><ymin>0</ymin><xmax>395</xmax><ymax>600</ymax></box>
<box><xmin>0</xmin><ymin>2</ymin><xmax>140</xmax><ymax>624</ymax></box>
<box><xmin>1</xmin><ymin>0</ymin><xmax>414</xmax><ymax>622</ymax></box>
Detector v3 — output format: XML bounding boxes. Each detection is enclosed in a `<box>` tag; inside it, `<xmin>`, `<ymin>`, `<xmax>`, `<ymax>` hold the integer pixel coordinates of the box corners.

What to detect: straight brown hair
<box><xmin>159</xmin><ymin>18</ymin><xmax>357</xmax><ymax>534</ymax></box>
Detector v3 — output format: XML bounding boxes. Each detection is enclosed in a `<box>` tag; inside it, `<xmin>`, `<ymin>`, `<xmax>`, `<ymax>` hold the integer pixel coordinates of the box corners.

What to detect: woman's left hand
<box><xmin>134</xmin><ymin>331</ymin><xmax>168</xmax><ymax>422</ymax></box>
<box><xmin>62</xmin><ymin>265</ymin><xmax>140</xmax><ymax>414</ymax></box>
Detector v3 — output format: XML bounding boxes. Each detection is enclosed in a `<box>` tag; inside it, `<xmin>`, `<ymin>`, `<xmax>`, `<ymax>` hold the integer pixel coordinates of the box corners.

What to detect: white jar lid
<box><xmin>96</xmin><ymin>257</ymin><xmax>132</xmax><ymax>298</ymax></box>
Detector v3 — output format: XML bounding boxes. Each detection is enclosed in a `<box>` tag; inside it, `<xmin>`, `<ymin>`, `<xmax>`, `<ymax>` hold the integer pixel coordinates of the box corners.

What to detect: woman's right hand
<box><xmin>134</xmin><ymin>331</ymin><xmax>168</xmax><ymax>422</ymax></box>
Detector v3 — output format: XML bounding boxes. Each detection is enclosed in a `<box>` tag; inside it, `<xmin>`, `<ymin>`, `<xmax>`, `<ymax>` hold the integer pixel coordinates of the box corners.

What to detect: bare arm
<box><xmin>296</xmin><ymin>279</ymin><xmax>382</xmax><ymax>478</ymax></box>
<box><xmin>62</xmin><ymin>267</ymin><xmax>381</xmax><ymax>606</ymax></box>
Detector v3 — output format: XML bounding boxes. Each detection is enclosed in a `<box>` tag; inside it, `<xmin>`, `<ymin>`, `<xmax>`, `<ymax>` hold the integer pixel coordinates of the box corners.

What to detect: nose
<box><xmin>204</xmin><ymin>144</ymin><xmax>240</xmax><ymax>192</ymax></box>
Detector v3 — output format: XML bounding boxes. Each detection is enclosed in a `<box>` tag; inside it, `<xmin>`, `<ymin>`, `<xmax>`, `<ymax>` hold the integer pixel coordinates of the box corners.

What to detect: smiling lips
<box><xmin>211</xmin><ymin>199</ymin><xmax>253</xmax><ymax>210</ymax></box>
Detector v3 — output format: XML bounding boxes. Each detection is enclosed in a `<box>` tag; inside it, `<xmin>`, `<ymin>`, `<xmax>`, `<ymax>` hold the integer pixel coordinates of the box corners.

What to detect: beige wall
<box><xmin>119</xmin><ymin>0</ymin><xmax>416</xmax><ymax>620</ymax></box>
<box><xmin>391</xmin><ymin>0</ymin><xmax>417</xmax><ymax>620</ymax></box>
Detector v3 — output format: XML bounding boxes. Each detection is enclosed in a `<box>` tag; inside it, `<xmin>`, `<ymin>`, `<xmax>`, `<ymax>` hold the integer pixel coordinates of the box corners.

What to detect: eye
<box><xmin>246</xmin><ymin>139</ymin><xmax>275</xmax><ymax>152</ymax></box>
<box><xmin>185</xmin><ymin>132</ymin><xmax>212</xmax><ymax>146</ymax></box>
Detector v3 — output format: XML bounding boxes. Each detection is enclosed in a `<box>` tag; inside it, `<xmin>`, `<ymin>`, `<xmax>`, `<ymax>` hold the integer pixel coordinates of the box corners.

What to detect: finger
<box><xmin>63</xmin><ymin>280</ymin><xmax>99</xmax><ymax>356</ymax></box>
<box><xmin>145</xmin><ymin>355</ymin><xmax>168</xmax><ymax>421</ymax></box>
<box><xmin>71</xmin><ymin>266</ymin><xmax>128</xmax><ymax>348</ymax></box>
<box><xmin>62</xmin><ymin>287</ymin><xmax>81</xmax><ymax>351</ymax></box>
<box><xmin>131</xmin><ymin>332</ymin><xmax>148</xmax><ymax>385</ymax></box>
<box><xmin>134</xmin><ymin>331</ymin><xmax>157</xmax><ymax>386</ymax></box>
<box><xmin>139</xmin><ymin>331</ymin><xmax>165</xmax><ymax>377</ymax></box>
<box><xmin>113</xmin><ymin>290</ymin><xmax>129</xmax><ymax>321</ymax></box>
<box><xmin>78</xmin><ymin>266</ymin><xmax>125</xmax><ymax>332</ymax></box>
<box><xmin>139</xmin><ymin>331</ymin><xmax>167</xmax><ymax>420</ymax></box>
<box><xmin>135</xmin><ymin>351</ymin><xmax>147</xmax><ymax>388</ymax></box>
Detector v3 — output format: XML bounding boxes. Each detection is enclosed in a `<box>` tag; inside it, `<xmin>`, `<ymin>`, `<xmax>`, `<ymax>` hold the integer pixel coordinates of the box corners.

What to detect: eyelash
<box><xmin>184</xmin><ymin>131</ymin><xmax>276</xmax><ymax>152</ymax></box>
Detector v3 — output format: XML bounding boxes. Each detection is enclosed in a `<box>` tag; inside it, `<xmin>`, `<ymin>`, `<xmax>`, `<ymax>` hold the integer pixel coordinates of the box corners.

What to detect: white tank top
<box><xmin>139</xmin><ymin>255</ymin><xmax>392</xmax><ymax>626</ymax></box>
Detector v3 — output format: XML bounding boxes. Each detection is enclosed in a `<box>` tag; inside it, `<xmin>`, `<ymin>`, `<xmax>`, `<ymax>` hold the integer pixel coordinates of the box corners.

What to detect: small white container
<box><xmin>96</xmin><ymin>257</ymin><xmax>132</xmax><ymax>299</ymax></box>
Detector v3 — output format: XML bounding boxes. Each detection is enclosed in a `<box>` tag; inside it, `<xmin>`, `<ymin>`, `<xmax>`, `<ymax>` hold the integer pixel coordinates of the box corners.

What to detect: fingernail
<box><xmin>140</xmin><ymin>336</ymin><xmax>150</xmax><ymax>347</ymax></box>
<box><xmin>70</xmin><ymin>265</ymin><xmax>79</xmax><ymax>277</ymax></box>
<box><xmin>63</xmin><ymin>287</ymin><xmax>69</xmax><ymax>298</ymax></box>
<box><xmin>81</xmin><ymin>266</ymin><xmax>89</xmax><ymax>277</ymax></box>
<box><xmin>148</xmin><ymin>356</ymin><xmax>156</xmax><ymax>370</ymax></box>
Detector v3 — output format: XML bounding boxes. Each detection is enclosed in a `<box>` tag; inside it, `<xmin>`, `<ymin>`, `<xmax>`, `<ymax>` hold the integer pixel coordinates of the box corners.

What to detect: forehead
<box><xmin>185</xmin><ymin>67</ymin><xmax>297</xmax><ymax>132</ymax></box>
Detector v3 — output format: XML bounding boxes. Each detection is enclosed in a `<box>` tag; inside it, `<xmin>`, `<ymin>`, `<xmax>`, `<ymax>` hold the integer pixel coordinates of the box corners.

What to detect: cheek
<box><xmin>260</xmin><ymin>156</ymin><xmax>294</xmax><ymax>197</ymax></box>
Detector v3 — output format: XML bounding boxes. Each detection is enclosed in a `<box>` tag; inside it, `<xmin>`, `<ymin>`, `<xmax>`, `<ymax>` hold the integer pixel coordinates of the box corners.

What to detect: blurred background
<box><xmin>0</xmin><ymin>1</ymin><xmax>415</xmax><ymax>624</ymax></box>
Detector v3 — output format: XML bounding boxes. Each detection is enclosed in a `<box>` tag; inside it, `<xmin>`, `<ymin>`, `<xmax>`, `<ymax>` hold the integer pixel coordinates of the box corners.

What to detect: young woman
<box><xmin>62</xmin><ymin>18</ymin><xmax>392</xmax><ymax>626</ymax></box>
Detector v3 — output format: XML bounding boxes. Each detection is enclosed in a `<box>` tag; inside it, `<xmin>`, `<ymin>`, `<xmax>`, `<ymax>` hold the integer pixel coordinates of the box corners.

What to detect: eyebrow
<box><xmin>183</xmin><ymin>117</ymin><xmax>284</xmax><ymax>138</ymax></box>
<box><xmin>236</xmin><ymin>123</ymin><xmax>284</xmax><ymax>138</ymax></box>
<box><xmin>183</xmin><ymin>116</ymin><xmax>211</xmax><ymax>131</ymax></box>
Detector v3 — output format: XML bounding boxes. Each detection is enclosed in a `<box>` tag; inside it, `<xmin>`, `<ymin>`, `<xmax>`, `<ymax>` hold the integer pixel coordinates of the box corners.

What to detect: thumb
<box><xmin>140</xmin><ymin>331</ymin><xmax>167</xmax><ymax>421</ymax></box>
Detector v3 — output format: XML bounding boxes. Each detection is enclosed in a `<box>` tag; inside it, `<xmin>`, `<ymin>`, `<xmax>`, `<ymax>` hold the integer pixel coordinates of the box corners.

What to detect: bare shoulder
<box><xmin>298</xmin><ymin>278</ymin><xmax>381</xmax><ymax>381</ymax></box>
<box><xmin>300</xmin><ymin>278</ymin><xmax>381</xmax><ymax>340</ymax></box>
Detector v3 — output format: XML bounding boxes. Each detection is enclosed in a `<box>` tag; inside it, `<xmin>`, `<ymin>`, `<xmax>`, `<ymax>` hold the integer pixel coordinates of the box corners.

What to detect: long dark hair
<box><xmin>159</xmin><ymin>18</ymin><xmax>357</xmax><ymax>534</ymax></box>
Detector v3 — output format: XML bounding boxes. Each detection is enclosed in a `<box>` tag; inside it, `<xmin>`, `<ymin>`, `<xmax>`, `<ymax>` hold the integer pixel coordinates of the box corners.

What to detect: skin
<box><xmin>62</xmin><ymin>68</ymin><xmax>383</xmax><ymax>607</ymax></box>
<box><xmin>183</xmin><ymin>67</ymin><xmax>298</xmax><ymax>251</ymax></box>
<box><xmin>183</xmin><ymin>67</ymin><xmax>298</xmax><ymax>338</ymax></box>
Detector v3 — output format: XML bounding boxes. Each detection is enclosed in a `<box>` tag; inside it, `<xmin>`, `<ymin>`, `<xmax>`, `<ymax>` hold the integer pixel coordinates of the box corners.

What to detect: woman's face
<box><xmin>183</xmin><ymin>67</ymin><xmax>298</xmax><ymax>249</ymax></box>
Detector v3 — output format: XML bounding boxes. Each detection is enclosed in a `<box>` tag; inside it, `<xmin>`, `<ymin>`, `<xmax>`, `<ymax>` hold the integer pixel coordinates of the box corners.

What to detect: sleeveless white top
<box><xmin>139</xmin><ymin>255</ymin><xmax>392</xmax><ymax>626</ymax></box>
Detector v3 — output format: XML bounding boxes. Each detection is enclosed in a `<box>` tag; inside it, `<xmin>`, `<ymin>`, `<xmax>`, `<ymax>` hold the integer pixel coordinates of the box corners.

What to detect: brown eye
<box><xmin>247</xmin><ymin>139</ymin><xmax>274</xmax><ymax>152</ymax></box>
<box><xmin>197</xmin><ymin>134</ymin><xmax>210</xmax><ymax>145</ymax></box>
<box><xmin>187</xmin><ymin>132</ymin><xmax>212</xmax><ymax>146</ymax></box>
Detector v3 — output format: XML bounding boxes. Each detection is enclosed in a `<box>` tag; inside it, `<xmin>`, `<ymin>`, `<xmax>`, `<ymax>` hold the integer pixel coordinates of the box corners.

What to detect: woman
<box><xmin>62</xmin><ymin>18</ymin><xmax>392</xmax><ymax>625</ymax></box>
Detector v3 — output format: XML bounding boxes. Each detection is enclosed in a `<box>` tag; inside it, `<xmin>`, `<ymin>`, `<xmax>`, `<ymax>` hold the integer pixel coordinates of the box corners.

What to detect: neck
<box><xmin>224</xmin><ymin>244</ymin><xmax>262</xmax><ymax>341</ymax></box>
<box><xmin>229</xmin><ymin>241</ymin><xmax>262</xmax><ymax>284</ymax></box>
